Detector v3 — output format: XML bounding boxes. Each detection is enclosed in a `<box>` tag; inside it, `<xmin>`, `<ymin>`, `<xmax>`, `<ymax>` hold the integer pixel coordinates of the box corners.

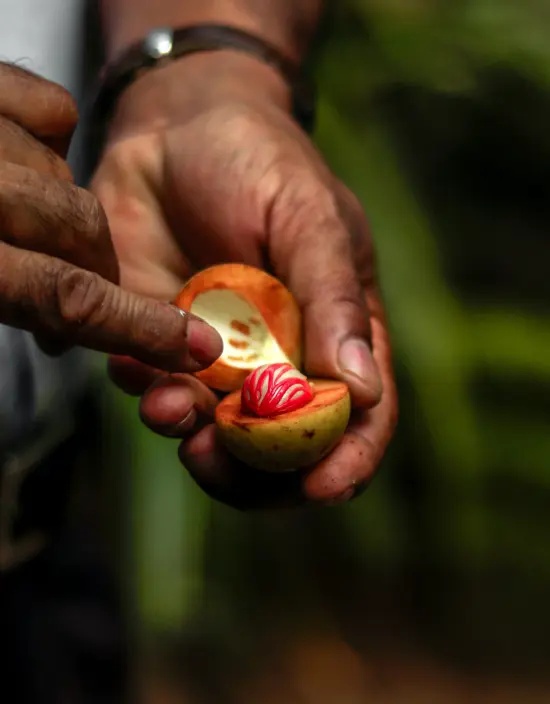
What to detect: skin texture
<box><xmin>95</xmin><ymin>3</ymin><xmax>399</xmax><ymax>510</ymax></box>
<box><xmin>95</xmin><ymin>51</ymin><xmax>398</xmax><ymax>510</ymax></box>
<box><xmin>0</xmin><ymin>62</ymin><xmax>222</xmax><ymax>372</ymax></box>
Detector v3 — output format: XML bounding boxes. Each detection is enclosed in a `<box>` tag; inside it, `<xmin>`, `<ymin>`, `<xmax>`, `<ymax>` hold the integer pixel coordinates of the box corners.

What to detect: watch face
<box><xmin>143</xmin><ymin>28</ymin><xmax>174</xmax><ymax>59</ymax></box>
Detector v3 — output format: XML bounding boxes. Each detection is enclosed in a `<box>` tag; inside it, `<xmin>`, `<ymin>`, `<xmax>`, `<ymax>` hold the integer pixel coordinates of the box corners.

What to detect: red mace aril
<box><xmin>241</xmin><ymin>363</ymin><xmax>314</xmax><ymax>418</ymax></box>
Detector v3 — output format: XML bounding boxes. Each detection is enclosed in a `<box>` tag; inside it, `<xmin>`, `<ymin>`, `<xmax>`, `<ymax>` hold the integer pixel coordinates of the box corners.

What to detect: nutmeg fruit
<box><xmin>216</xmin><ymin>372</ymin><xmax>350</xmax><ymax>472</ymax></box>
<box><xmin>175</xmin><ymin>264</ymin><xmax>350</xmax><ymax>472</ymax></box>
<box><xmin>174</xmin><ymin>263</ymin><xmax>301</xmax><ymax>393</ymax></box>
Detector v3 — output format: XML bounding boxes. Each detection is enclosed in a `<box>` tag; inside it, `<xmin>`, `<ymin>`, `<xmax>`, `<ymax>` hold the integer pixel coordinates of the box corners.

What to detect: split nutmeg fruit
<box><xmin>175</xmin><ymin>263</ymin><xmax>351</xmax><ymax>472</ymax></box>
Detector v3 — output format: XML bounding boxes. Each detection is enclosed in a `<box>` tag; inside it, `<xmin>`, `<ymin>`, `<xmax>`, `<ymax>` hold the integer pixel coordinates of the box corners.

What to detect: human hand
<box><xmin>92</xmin><ymin>52</ymin><xmax>398</xmax><ymax>509</ymax></box>
<box><xmin>0</xmin><ymin>63</ymin><xmax>222</xmax><ymax>373</ymax></box>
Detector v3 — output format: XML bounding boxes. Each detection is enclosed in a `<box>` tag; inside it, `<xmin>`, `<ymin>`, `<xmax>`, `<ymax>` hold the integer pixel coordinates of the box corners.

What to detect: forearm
<box><xmin>100</xmin><ymin>0</ymin><xmax>324</xmax><ymax>63</ymax></box>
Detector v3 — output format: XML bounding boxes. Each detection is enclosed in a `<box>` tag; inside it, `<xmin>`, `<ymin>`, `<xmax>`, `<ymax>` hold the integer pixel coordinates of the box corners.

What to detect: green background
<box><xmin>100</xmin><ymin>0</ymin><xmax>550</xmax><ymax>691</ymax></box>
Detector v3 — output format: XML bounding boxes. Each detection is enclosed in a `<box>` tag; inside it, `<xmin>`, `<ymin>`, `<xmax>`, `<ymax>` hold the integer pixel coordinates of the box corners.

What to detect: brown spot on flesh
<box><xmin>249</xmin><ymin>317</ymin><xmax>261</xmax><ymax>326</ymax></box>
<box><xmin>229</xmin><ymin>339</ymin><xmax>249</xmax><ymax>349</ymax></box>
<box><xmin>303</xmin><ymin>429</ymin><xmax>316</xmax><ymax>439</ymax></box>
<box><xmin>227</xmin><ymin>355</ymin><xmax>246</xmax><ymax>362</ymax></box>
<box><xmin>244</xmin><ymin>353</ymin><xmax>259</xmax><ymax>362</ymax></box>
<box><xmin>230</xmin><ymin>320</ymin><xmax>250</xmax><ymax>336</ymax></box>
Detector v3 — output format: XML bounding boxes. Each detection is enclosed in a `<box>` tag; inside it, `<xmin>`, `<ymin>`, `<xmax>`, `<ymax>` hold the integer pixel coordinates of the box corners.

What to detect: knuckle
<box><xmin>69</xmin><ymin>185</ymin><xmax>110</xmax><ymax>238</ymax></box>
<box><xmin>272</xmin><ymin>176</ymin><xmax>343</xmax><ymax>249</ymax></box>
<box><xmin>0</xmin><ymin>115</ymin><xmax>74</xmax><ymax>181</ymax></box>
<box><xmin>132</xmin><ymin>301</ymin><xmax>181</xmax><ymax>355</ymax></box>
<box><xmin>291</xmin><ymin>184</ymin><xmax>351</xmax><ymax>249</ymax></box>
<box><xmin>52</xmin><ymin>158</ymin><xmax>74</xmax><ymax>183</ymax></box>
<box><xmin>0</xmin><ymin>114</ymin><xmax>25</xmax><ymax>146</ymax></box>
<box><xmin>279</xmin><ymin>175</ymin><xmax>338</xmax><ymax>221</ymax></box>
<box><xmin>54</xmin><ymin>266</ymin><xmax>108</xmax><ymax>329</ymax></box>
<box><xmin>87</xmin><ymin>191</ymin><xmax>110</xmax><ymax>239</ymax></box>
<box><xmin>0</xmin><ymin>164</ymin><xmax>43</xmax><ymax>244</ymax></box>
<box><xmin>270</xmin><ymin>176</ymin><xmax>369</xmax><ymax>311</ymax></box>
<box><xmin>40</xmin><ymin>145</ymin><xmax>74</xmax><ymax>182</ymax></box>
<box><xmin>70</xmin><ymin>187</ymin><xmax>118</xmax><ymax>282</ymax></box>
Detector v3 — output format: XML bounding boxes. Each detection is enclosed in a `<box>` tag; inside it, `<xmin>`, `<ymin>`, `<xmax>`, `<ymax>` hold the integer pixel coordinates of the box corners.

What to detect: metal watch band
<box><xmin>90</xmin><ymin>24</ymin><xmax>316</xmax><ymax>135</ymax></box>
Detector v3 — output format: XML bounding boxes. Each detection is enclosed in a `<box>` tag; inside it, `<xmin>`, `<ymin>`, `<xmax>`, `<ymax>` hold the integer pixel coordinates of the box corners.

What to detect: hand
<box><xmin>92</xmin><ymin>52</ymin><xmax>398</xmax><ymax>509</ymax></box>
<box><xmin>0</xmin><ymin>63</ymin><xmax>222</xmax><ymax>373</ymax></box>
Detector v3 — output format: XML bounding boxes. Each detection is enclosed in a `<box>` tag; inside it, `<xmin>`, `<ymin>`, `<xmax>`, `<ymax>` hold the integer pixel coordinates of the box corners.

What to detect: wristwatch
<box><xmin>90</xmin><ymin>24</ymin><xmax>317</xmax><ymax>136</ymax></box>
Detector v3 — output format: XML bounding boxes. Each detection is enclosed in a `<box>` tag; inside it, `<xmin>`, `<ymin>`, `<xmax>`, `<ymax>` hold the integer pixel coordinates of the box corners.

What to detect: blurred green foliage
<box><xmin>103</xmin><ymin>0</ymin><xmax>550</xmax><ymax>674</ymax></box>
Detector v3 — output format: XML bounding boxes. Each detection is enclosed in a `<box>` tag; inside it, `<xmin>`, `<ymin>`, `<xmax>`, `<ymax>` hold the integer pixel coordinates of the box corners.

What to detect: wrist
<box><xmin>101</xmin><ymin>1</ymin><xmax>323</xmax><ymax>65</ymax></box>
<box><xmin>103</xmin><ymin>50</ymin><xmax>291</xmax><ymax>140</ymax></box>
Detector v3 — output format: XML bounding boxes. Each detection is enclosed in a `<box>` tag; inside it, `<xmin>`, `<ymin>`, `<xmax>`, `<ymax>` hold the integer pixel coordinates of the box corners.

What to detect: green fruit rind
<box><xmin>215</xmin><ymin>379</ymin><xmax>351</xmax><ymax>473</ymax></box>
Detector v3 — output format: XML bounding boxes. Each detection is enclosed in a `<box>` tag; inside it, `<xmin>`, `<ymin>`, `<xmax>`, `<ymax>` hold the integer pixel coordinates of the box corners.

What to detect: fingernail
<box><xmin>148</xmin><ymin>408</ymin><xmax>198</xmax><ymax>438</ymax></box>
<box><xmin>325</xmin><ymin>487</ymin><xmax>355</xmax><ymax>507</ymax></box>
<box><xmin>165</xmin><ymin>408</ymin><xmax>198</xmax><ymax>437</ymax></box>
<box><xmin>338</xmin><ymin>337</ymin><xmax>382</xmax><ymax>398</ymax></box>
<box><xmin>184</xmin><ymin>313</ymin><xmax>223</xmax><ymax>364</ymax></box>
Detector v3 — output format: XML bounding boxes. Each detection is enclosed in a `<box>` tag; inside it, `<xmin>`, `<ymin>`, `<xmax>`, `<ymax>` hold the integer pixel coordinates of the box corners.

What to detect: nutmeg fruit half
<box><xmin>175</xmin><ymin>263</ymin><xmax>301</xmax><ymax>393</ymax></box>
<box><xmin>216</xmin><ymin>365</ymin><xmax>350</xmax><ymax>472</ymax></box>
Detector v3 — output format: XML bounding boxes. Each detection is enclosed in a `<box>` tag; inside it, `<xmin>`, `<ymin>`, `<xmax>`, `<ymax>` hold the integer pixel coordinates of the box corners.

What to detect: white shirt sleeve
<box><xmin>0</xmin><ymin>0</ymin><xmax>99</xmax><ymax>452</ymax></box>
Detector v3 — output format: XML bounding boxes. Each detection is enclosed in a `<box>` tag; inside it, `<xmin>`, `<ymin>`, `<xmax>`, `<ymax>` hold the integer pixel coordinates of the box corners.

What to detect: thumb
<box><xmin>271</xmin><ymin>190</ymin><xmax>382</xmax><ymax>407</ymax></box>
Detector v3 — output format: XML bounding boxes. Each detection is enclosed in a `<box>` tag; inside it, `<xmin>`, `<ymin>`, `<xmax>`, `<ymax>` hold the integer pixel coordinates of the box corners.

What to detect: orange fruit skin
<box><xmin>175</xmin><ymin>263</ymin><xmax>302</xmax><ymax>392</ymax></box>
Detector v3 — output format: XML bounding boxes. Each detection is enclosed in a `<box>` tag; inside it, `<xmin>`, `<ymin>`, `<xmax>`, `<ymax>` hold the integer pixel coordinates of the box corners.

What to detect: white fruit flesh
<box><xmin>190</xmin><ymin>289</ymin><xmax>292</xmax><ymax>369</ymax></box>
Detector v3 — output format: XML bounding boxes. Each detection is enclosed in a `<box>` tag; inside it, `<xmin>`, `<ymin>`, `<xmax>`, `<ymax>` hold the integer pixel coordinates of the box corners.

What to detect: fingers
<box><xmin>0</xmin><ymin>242</ymin><xmax>223</xmax><ymax>372</ymax></box>
<box><xmin>179</xmin><ymin>292</ymin><xmax>397</xmax><ymax>511</ymax></box>
<box><xmin>302</xmin><ymin>294</ymin><xmax>398</xmax><ymax>502</ymax></box>
<box><xmin>0</xmin><ymin>162</ymin><xmax>119</xmax><ymax>284</ymax></box>
<box><xmin>108</xmin><ymin>355</ymin><xmax>164</xmax><ymax>396</ymax></box>
<box><xmin>0</xmin><ymin>62</ymin><xmax>78</xmax><ymax>155</ymax></box>
<box><xmin>90</xmin><ymin>145</ymin><xmax>194</xmax><ymax>300</ymax></box>
<box><xmin>0</xmin><ymin>116</ymin><xmax>73</xmax><ymax>181</ymax></box>
<box><xmin>139</xmin><ymin>374</ymin><xmax>219</xmax><ymax>437</ymax></box>
<box><xmin>270</xmin><ymin>179</ymin><xmax>382</xmax><ymax>407</ymax></box>
<box><xmin>179</xmin><ymin>425</ymin><xmax>306</xmax><ymax>511</ymax></box>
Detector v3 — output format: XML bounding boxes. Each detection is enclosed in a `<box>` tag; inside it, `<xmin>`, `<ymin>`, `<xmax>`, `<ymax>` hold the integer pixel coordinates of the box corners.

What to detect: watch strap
<box><xmin>91</xmin><ymin>24</ymin><xmax>316</xmax><ymax>135</ymax></box>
